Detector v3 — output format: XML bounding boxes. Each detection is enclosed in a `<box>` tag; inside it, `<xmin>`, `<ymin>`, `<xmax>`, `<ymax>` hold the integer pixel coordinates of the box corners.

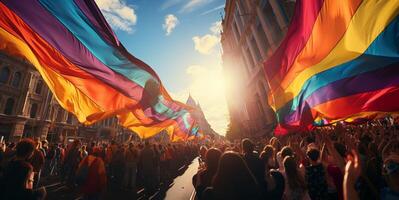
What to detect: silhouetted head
<box><xmin>281</xmin><ymin>146</ymin><xmax>294</xmax><ymax>159</ymax></box>
<box><xmin>306</xmin><ymin>147</ymin><xmax>320</xmax><ymax>162</ymax></box>
<box><xmin>16</xmin><ymin>139</ymin><xmax>35</xmax><ymax>160</ymax></box>
<box><xmin>241</xmin><ymin>138</ymin><xmax>254</xmax><ymax>154</ymax></box>
<box><xmin>212</xmin><ymin>151</ymin><xmax>260</xmax><ymax>199</ymax></box>
<box><xmin>205</xmin><ymin>148</ymin><xmax>222</xmax><ymax>172</ymax></box>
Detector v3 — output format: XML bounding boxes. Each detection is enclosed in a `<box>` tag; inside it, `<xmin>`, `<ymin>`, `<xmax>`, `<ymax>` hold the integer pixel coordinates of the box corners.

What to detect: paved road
<box><xmin>164</xmin><ymin>157</ymin><xmax>198</xmax><ymax>200</ymax></box>
<box><xmin>44</xmin><ymin>157</ymin><xmax>199</xmax><ymax>200</ymax></box>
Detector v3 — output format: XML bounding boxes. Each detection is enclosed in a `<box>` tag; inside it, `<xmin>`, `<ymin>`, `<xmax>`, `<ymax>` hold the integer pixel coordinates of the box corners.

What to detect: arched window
<box><xmin>4</xmin><ymin>98</ymin><xmax>15</xmax><ymax>115</ymax></box>
<box><xmin>35</xmin><ymin>80</ymin><xmax>43</xmax><ymax>94</ymax></box>
<box><xmin>0</xmin><ymin>67</ymin><xmax>10</xmax><ymax>84</ymax></box>
<box><xmin>12</xmin><ymin>72</ymin><xmax>22</xmax><ymax>87</ymax></box>
<box><xmin>30</xmin><ymin>103</ymin><xmax>38</xmax><ymax>118</ymax></box>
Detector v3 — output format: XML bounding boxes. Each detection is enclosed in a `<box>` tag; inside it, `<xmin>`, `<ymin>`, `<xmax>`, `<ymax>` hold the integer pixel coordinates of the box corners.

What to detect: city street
<box><xmin>42</xmin><ymin>158</ymin><xmax>199</xmax><ymax>200</ymax></box>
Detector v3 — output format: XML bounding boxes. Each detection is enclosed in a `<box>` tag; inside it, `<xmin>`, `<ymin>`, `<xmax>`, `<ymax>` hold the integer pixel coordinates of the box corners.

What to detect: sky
<box><xmin>94</xmin><ymin>0</ymin><xmax>228</xmax><ymax>135</ymax></box>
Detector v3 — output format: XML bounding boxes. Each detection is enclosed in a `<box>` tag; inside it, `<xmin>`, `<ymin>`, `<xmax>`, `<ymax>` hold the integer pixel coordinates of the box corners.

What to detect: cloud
<box><xmin>163</xmin><ymin>14</ymin><xmax>179</xmax><ymax>36</ymax></box>
<box><xmin>200</xmin><ymin>4</ymin><xmax>225</xmax><ymax>16</ymax></box>
<box><xmin>180</xmin><ymin>0</ymin><xmax>214</xmax><ymax>13</ymax></box>
<box><xmin>161</xmin><ymin>0</ymin><xmax>183</xmax><ymax>10</ymax></box>
<box><xmin>95</xmin><ymin>0</ymin><xmax>137</xmax><ymax>33</ymax></box>
<box><xmin>192</xmin><ymin>34</ymin><xmax>220</xmax><ymax>54</ymax></box>
<box><xmin>210</xmin><ymin>20</ymin><xmax>222</xmax><ymax>34</ymax></box>
<box><xmin>170</xmin><ymin>64</ymin><xmax>229</xmax><ymax>135</ymax></box>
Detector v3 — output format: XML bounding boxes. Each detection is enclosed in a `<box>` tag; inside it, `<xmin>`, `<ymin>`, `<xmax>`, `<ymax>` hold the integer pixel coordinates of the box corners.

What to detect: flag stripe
<box><xmin>311</xmin><ymin>86</ymin><xmax>399</xmax><ymax>119</ymax></box>
<box><xmin>271</xmin><ymin>0</ymin><xmax>399</xmax><ymax>111</ymax></box>
<box><xmin>264</xmin><ymin>0</ymin><xmax>324</xmax><ymax>82</ymax></box>
<box><xmin>277</xmin><ymin>16</ymin><xmax>399</xmax><ymax>120</ymax></box>
<box><xmin>38</xmin><ymin>0</ymin><xmax>155</xmax><ymax>88</ymax></box>
<box><xmin>73</xmin><ymin>0</ymin><xmax>120</xmax><ymax>47</ymax></box>
<box><xmin>283</xmin><ymin>62</ymin><xmax>399</xmax><ymax>124</ymax></box>
<box><xmin>2</xmin><ymin>0</ymin><xmax>144</xmax><ymax>101</ymax></box>
<box><xmin>267</xmin><ymin>0</ymin><xmax>363</xmax><ymax>95</ymax></box>
<box><xmin>0</xmin><ymin>3</ymin><xmax>138</xmax><ymax>116</ymax></box>
<box><xmin>0</xmin><ymin>26</ymin><xmax>106</xmax><ymax>123</ymax></box>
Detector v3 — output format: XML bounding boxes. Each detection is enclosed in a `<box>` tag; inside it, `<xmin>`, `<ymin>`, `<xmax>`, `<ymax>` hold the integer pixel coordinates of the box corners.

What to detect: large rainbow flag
<box><xmin>0</xmin><ymin>0</ymin><xmax>198</xmax><ymax>141</ymax></box>
<box><xmin>264</xmin><ymin>0</ymin><xmax>399</xmax><ymax>135</ymax></box>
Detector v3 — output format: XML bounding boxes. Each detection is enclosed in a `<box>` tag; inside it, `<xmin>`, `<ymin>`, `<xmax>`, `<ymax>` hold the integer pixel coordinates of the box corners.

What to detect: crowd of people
<box><xmin>0</xmin><ymin>119</ymin><xmax>398</xmax><ymax>200</ymax></box>
<box><xmin>192</xmin><ymin>120</ymin><xmax>399</xmax><ymax>200</ymax></box>
<box><xmin>0</xmin><ymin>135</ymin><xmax>199</xmax><ymax>200</ymax></box>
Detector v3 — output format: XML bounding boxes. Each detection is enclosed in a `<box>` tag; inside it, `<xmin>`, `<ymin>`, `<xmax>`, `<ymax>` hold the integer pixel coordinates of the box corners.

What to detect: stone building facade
<box><xmin>221</xmin><ymin>0</ymin><xmax>295</xmax><ymax>137</ymax></box>
<box><xmin>0</xmin><ymin>52</ymin><xmax>123</xmax><ymax>142</ymax></box>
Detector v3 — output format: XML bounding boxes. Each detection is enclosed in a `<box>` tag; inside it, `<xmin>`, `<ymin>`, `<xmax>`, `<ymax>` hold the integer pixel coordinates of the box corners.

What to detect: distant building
<box><xmin>186</xmin><ymin>94</ymin><xmax>218</xmax><ymax>138</ymax></box>
<box><xmin>221</xmin><ymin>0</ymin><xmax>295</xmax><ymax>137</ymax></box>
<box><xmin>0</xmin><ymin>52</ymin><xmax>124</xmax><ymax>142</ymax></box>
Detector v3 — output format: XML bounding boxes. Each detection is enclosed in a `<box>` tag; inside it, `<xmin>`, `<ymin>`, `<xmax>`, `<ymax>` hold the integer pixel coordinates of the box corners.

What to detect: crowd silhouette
<box><xmin>192</xmin><ymin>119</ymin><xmax>399</xmax><ymax>200</ymax></box>
<box><xmin>0</xmin><ymin>118</ymin><xmax>398</xmax><ymax>200</ymax></box>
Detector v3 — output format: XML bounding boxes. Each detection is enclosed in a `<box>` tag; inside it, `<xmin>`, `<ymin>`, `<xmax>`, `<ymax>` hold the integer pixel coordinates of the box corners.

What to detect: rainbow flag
<box><xmin>0</xmin><ymin>0</ymin><xmax>199</xmax><ymax>140</ymax></box>
<box><xmin>264</xmin><ymin>0</ymin><xmax>399</xmax><ymax>135</ymax></box>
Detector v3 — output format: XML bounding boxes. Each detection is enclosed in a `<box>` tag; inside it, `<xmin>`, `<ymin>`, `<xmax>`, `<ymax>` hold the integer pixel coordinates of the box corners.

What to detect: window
<box><xmin>12</xmin><ymin>72</ymin><xmax>22</xmax><ymax>87</ymax></box>
<box><xmin>4</xmin><ymin>98</ymin><xmax>15</xmax><ymax>115</ymax></box>
<box><xmin>243</xmin><ymin>46</ymin><xmax>255</xmax><ymax>69</ymax></box>
<box><xmin>250</xmin><ymin>36</ymin><xmax>262</xmax><ymax>62</ymax></box>
<box><xmin>35</xmin><ymin>80</ymin><xmax>43</xmax><ymax>94</ymax></box>
<box><xmin>0</xmin><ymin>67</ymin><xmax>10</xmax><ymax>84</ymax></box>
<box><xmin>261</xmin><ymin>0</ymin><xmax>282</xmax><ymax>43</ymax></box>
<box><xmin>56</xmin><ymin>109</ymin><xmax>64</xmax><ymax>122</ymax></box>
<box><xmin>30</xmin><ymin>103</ymin><xmax>38</xmax><ymax>118</ymax></box>
<box><xmin>256</xmin><ymin>19</ymin><xmax>271</xmax><ymax>58</ymax></box>
<box><xmin>66</xmin><ymin>113</ymin><xmax>73</xmax><ymax>124</ymax></box>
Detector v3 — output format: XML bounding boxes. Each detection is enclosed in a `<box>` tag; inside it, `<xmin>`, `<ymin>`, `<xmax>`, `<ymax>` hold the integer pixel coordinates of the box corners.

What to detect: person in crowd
<box><xmin>283</xmin><ymin>155</ymin><xmax>310</xmax><ymax>200</ymax></box>
<box><xmin>241</xmin><ymin>138</ymin><xmax>265</xmax><ymax>188</ymax></box>
<box><xmin>380</xmin><ymin>154</ymin><xmax>399</xmax><ymax>199</ymax></box>
<box><xmin>199</xmin><ymin>145</ymin><xmax>208</xmax><ymax>163</ymax></box>
<box><xmin>1</xmin><ymin>138</ymin><xmax>46</xmax><ymax>200</ymax></box>
<box><xmin>260</xmin><ymin>145</ymin><xmax>285</xmax><ymax>200</ymax></box>
<box><xmin>139</xmin><ymin>140</ymin><xmax>156</xmax><ymax>196</ymax></box>
<box><xmin>62</xmin><ymin>139</ymin><xmax>82</xmax><ymax>184</ymax></box>
<box><xmin>29</xmin><ymin>140</ymin><xmax>45</xmax><ymax>188</ymax></box>
<box><xmin>80</xmin><ymin>145</ymin><xmax>88</xmax><ymax>160</ymax></box>
<box><xmin>153</xmin><ymin>143</ymin><xmax>161</xmax><ymax>188</ymax></box>
<box><xmin>76</xmin><ymin>148</ymin><xmax>107</xmax><ymax>200</ymax></box>
<box><xmin>193</xmin><ymin>148</ymin><xmax>222</xmax><ymax>199</ymax></box>
<box><xmin>2</xmin><ymin>160</ymin><xmax>46</xmax><ymax>200</ymax></box>
<box><xmin>202</xmin><ymin>151</ymin><xmax>262</xmax><ymax>200</ymax></box>
<box><xmin>305</xmin><ymin>147</ymin><xmax>328</xmax><ymax>200</ymax></box>
<box><xmin>122</xmin><ymin>143</ymin><xmax>139</xmax><ymax>191</ymax></box>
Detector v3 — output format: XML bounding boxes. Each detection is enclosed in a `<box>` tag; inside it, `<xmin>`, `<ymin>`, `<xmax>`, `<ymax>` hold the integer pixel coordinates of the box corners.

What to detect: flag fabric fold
<box><xmin>264</xmin><ymin>0</ymin><xmax>399</xmax><ymax>135</ymax></box>
<box><xmin>0</xmin><ymin>0</ymin><xmax>199</xmax><ymax>141</ymax></box>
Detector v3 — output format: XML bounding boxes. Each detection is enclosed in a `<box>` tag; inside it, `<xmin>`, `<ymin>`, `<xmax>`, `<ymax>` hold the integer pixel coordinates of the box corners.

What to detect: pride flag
<box><xmin>264</xmin><ymin>0</ymin><xmax>399</xmax><ymax>135</ymax></box>
<box><xmin>0</xmin><ymin>0</ymin><xmax>198</xmax><ymax>140</ymax></box>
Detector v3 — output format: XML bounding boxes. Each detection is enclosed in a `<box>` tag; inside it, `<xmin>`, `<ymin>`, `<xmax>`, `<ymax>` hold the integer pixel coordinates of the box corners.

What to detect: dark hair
<box><xmin>16</xmin><ymin>139</ymin><xmax>35</xmax><ymax>158</ymax></box>
<box><xmin>205</xmin><ymin>148</ymin><xmax>222</xmax><ymax>172</ymax></box>
<box><xmin>212</xmin><ymin>152</ymin><xmax>261</xmax><ymax>199</ymax></box>
<box><xmin>334</xmin><ymin>142</ymin><xmax>346</xmax><ymax>157</ymax></box>
<box><xmin>306</xmin><ymin>148</ymin><xmax>320</xmax><ymax>162</ymax></box>
<box><xmin>281</xmin><ymin>146</ymin><xmax>294</xmax><ymax>159</ymax></box>
<box><xmin>260</xmin><ymin>145</ymin><xmax>274</xmax><ymax>163</ymax></box>
<box><xmin>241</xmin><ymin>138</ymin><xmax>254</xmax><ymax>154</ymax></box>
<box><xmin>306</xmin><ymin>136</ymin><xmax>315</xmax><ymax>144</ymax></box>
<box><xmin>5</xmin><ymin>161</ymin><xmax>33</xmax><ymax>192</ymax></box>
<box><xmin>284</xmin><ymin>156</ymin><xmax>306</xmax><ymax>190</ymax></box>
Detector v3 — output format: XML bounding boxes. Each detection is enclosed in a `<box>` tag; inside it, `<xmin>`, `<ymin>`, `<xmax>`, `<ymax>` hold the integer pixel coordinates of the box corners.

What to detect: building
<box><xmin>221</xmin><ymin>0</ymin><xmax>295</xmax><ymax>137</ymax></box>
<box><xmin>186</xmin><ymin>95</ymin><xmax>218</xmax><ymax>138</ymax></box>
<box><xmin>0</xmin><ymin>52</ymin><xmax>122</xmax><ymax>142</ymax></box>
